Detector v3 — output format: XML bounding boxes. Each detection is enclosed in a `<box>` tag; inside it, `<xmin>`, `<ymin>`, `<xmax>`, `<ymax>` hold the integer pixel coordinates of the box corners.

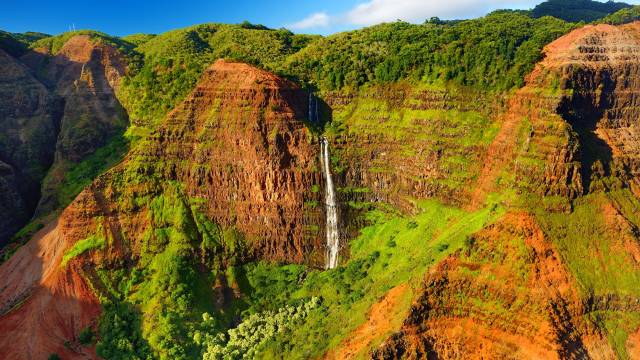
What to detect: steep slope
<box><xmin>137</xmin><ymin>59</ymin><xmax>324</xmax><ymax>263</ymax></box>
<box><xmin>374</xmin><ymin>21</ymin><xmax>640</xmax><ymax>359</ymax></box>
<box><xmin>24</xmin><ymin>34</ymin><xmax>130</xmax><ymax>215</ymax></box>
<box><xmin>0</xmin><ymin>59</ymin><xmax>323</xmax><ymax>359</ymax></box>
<box><xmin>374</xmin><ymin>213</ymin><xmax>610</xmax><ymax>359</ymax></box>
<box><xmin>0</xmin><ymin>48</ymin><xmax>61</xmax><ymax>246</ymax></box>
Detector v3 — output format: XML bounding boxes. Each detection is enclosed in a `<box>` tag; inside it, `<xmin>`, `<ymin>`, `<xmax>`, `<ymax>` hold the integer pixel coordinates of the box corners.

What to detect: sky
<box><xmin>2</xmin><ymin>0</ymin><xmax>640</xmax><ymax>37</ymax></box>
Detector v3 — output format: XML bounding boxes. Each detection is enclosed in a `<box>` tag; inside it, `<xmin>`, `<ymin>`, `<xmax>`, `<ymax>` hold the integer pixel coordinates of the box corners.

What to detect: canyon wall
<box><xmin>0</xmin><ymin>59</ymin><xmax>324</xmax><ymax>359</ymax></box>
<box><xmin>374</xmin><ymin>22</ymin><xmax>640</xmax><ymax>359</ymax></box>
<box><xmin>0</xmin><ymin>48</ymin><xmax>61</xmax><ymax>245</ymax></box>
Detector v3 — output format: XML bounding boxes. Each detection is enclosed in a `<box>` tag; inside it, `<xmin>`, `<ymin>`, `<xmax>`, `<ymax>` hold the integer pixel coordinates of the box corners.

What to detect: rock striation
<box><xmin>0</xmin><ymin>59</ymin><xmax>324</xmax><ymax>359</ymax></box>
<box><xmin>0</xmin><ymin>48</ymin><xmax>61</xmax><ymax>245</ymax></box>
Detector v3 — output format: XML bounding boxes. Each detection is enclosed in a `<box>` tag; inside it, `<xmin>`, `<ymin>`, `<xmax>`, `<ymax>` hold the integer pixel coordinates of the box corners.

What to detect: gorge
<box><xmin>1</xmin><ymin>1</ymin><xmax>640</xmax><ymax>359</ymax></box>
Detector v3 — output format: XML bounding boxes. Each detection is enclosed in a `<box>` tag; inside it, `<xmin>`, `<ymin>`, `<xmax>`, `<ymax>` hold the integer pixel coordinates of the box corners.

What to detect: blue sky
<box><xmin>2</xmin><ymin>0</ymin><xmax>639</xmax><ymax>36</ymax></box>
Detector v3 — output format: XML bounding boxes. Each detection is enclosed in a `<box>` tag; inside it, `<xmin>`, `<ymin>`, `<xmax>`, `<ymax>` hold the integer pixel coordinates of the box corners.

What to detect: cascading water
<box><xmin>308</xmin><ymin>92</ymin><xmax>319</xmax><ymax>124</ymax></box>
<box><xmin>320</xmin><ymin>137</ymin><xmax>340</xmax><ymax>269</ymax></box>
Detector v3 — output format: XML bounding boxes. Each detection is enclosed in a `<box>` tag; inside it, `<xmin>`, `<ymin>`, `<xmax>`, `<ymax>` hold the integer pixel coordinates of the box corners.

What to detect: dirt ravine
<box><xmin>326</xmin><ymin>284</ymin><xmax>410</xmax><ymax>360</ymax></box>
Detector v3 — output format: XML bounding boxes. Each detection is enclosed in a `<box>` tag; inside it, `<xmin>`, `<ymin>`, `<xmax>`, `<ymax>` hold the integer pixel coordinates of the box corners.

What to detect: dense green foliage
<box><xmin>97</xmin><ymin>302</ymin><xmax>153</xmax><ymax>360</ymax></box>
<box><xmin>284</xmin><ymin>12</ymin><xmax>575</xmax><ymax>91</ymax></box>
<box><xmin>532</xmin><ymin>0</ymin><xmax>631</xmax><ymax>22</ymax></box>
<box><xmin>89</xmin><ymin>184</ymin><xmax>249</xmax><ymax>360</ymax></box>
<box><xmin>118</xmin><ymin>23</ymin><xmax>317</xmax><ymax>126</ymax></box>
<box><xmin>600</xmin><ymin>5</ymin><xmax>640</xmax><ymax>24</ymax></box>
<box><xmin>61</xmin><ymin>227</ymin><xmax>106</xmax><ymax>267</ymax></box>
<box><xmin>200</xmin><ymin>298</ymin><xmax>321</xmax><ymax>359</ymax></box>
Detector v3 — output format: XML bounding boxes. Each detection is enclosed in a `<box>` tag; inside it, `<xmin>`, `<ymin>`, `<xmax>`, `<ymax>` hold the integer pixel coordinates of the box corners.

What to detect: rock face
<box><xmin>326</xmin><ymin>86</ymin><xmax>502</xmax><ymax>210</ymax></box>
<box><xmin>374</xmin><ymin>213</ymin><xmax>611</xmax><ymax>359</ymax></box>
<box><xmin>28</xmin><ymin>35</ymin><xmax>129</xmax><ymax>215</ymax></box>
<box><xmin>374</xmin><ymin>22</ymin><xmax>640</xmax><ymax>359</ymax></box>
<box><xmin>322</xmin><ymin>85</ymin><xmax>504</xmax><ymax>250</ymax></box>
<box><xmin>513</xmin><ymin>23</ymin><xmax>640</xmax><ymax>198</ymax></box>
<box><xmin>0</xmin><ymin>59</ymin><xmax>324</xmax><ymax>359</ymax></box>
<box><xmin>139</xmin><ymin>59</ymin><xmax>324</xmax><ymax>263</ymax></box>
<box><xmin>0</xmin><ymin>34</ymin><xmax>129</xmax><ymax>245</ymax></box>
<box><xmin>0</xmin><ymin>48</ymin><xmax>61</xmax><ymax>245</ymax></box>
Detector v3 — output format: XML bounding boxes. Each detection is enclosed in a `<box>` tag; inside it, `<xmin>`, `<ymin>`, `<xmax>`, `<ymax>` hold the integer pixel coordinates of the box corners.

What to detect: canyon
<box><xmin>1</xmin><ymin>6</ymin><xmax>640</xmax><ymax>360</ymax></box>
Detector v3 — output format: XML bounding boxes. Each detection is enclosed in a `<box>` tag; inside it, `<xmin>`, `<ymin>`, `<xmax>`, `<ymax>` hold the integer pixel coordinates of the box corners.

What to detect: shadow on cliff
<box><xmin>17</xmin><ymin>44</ymin><xmax>129</xmax><ymax>223</ymax></box>
<box><xmin>557</xmin><ymin>70</ymin><xmax>615</xmax><ymax>194</ymax></box>
<box><xmin>306</xmin><ymin>90</ymin><xmax>333</xmax><ymax>132</ymax></box>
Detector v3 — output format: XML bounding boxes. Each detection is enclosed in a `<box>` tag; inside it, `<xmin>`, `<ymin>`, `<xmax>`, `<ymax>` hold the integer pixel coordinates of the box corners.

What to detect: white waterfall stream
<box><xmin>308</xmin><ymin>92</ymin><xmax>319</xmax><ymax>124</ymax></box>
<box><xmin>321</xmin><ymin>137</ymin><xmax>340</xmax><ymax>269</ymax></box>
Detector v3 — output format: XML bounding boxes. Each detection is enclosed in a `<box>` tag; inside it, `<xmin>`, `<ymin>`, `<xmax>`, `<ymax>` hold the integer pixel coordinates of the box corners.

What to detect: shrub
<box><xmin>78</xmin><ymin>327</ymin><xmax>94</xmax><ymax>345</ymax></box>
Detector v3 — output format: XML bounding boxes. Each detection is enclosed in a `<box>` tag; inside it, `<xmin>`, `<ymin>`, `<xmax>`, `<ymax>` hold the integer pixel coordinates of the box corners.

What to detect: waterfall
<box><xmin>308</xmin><ymin>92</ymin><xmax>319</xmax><ymax>124</ymax></box>
<box><xmin>321</xmin><ymin>137</ymin><xmax>340</xmax><ymax>269</ymax></box>
<box><xmin>309</xmin><ymin>92</ymin><xmax>313</xmax><ymax>122</ymax></box>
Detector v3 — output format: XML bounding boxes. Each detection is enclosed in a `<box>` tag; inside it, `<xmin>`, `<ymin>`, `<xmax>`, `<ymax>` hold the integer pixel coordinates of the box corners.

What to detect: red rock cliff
<box><xmin>0</xmin><ymin>59</ymin><xmax>324</xmax><ymax>359</ymax></box>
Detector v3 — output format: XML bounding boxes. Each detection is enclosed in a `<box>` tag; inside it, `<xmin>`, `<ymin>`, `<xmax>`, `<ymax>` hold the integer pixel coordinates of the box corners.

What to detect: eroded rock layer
<box><xmin>516</xmin><ymin>22</ymin><xmax>640</xmax><ymax>198</ymax></box>
<box><xmin>29</xmin><ymin>35</ymin><xmax>129</xmax><ymax>215</ymax></box>
<box><xmin>374</xmin><ymin>213</ymin><xmax>615</xmax><ymax>359</ymax></box>
<box><xmin>0</xmin><ymin>48</ymin><xmax>61</xmax><ymax>245</ymax></box>
<box><xmin>0</xmin><ymin>59</ymin><xmax>323</xmax><ymax>360</ymax></box>
<box><xmin>373</xmin><ymin>22</ymin><xmax>640</xmax><ymax>360</ymax></box>
<box><xmin>138</xmin><ymin>59</ymin><xmax>324</xmax><ymax>262</ymax></box>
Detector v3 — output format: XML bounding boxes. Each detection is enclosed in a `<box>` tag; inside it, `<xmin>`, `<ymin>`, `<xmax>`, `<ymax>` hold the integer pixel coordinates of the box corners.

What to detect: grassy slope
<box><xmin>232</xmin><ymin>200</ymin><xmax>503</xmax><ymax>359</ymax></box>
<box><xmin>532</xmin><ymin>189</ymin><xmax>640</xmax><ymax>358</ymax></box>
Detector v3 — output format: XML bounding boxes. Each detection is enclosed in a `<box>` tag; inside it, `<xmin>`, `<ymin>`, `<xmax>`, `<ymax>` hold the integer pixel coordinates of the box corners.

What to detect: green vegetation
<box><xmin>89</xmin><ymin>184</ymin><xmax>247</xmax><ymax>360</ymax></box>
<box><xmin>11</xmin><ymin>31</ymin><xmax>50</xmax><ymax>45</ymax></box>
<box><xmin>534</xmin><ymin>191</ymin><xmax>640</xmax><ymax>297</ymax></box>
<box><xmin>1</xmin><ymin>221</ymin><xmax>45</xmax><ymax>264</ymax></box>
<box><xmin>118</xmin><ymin>23</ymin><xmax>317</xmax><ymax>126</ymax></box>
<box><xmin>227</xmin><ymin>201</ymin><xmax>503</xmax><ymax>358</ymax></box>
<box><xmin>30</xmin><ymin>30</ymin><xmax>136</xmax><ymax>55</ymax></box>
<box><xmin>96</xmin><ymin>302</ymin><xmax>153</xmax><ymax>360</ymax></box>
<box><xmin>199</xmin><ymin>298</ymin><xmax>321</xmax><ymax>359</ymax></box>
<box><xmin>61</xmin><ymin>232</ymin><xmax>106</xmax><ymax>267</ymax></box>
<box><xmin>532</xmin><ymin>0</ymin><xmax>631</xmax><ymax>22</ymax></box>
<box><xmin>0</xmin><ymin>31</ymin><xmax>28</xmax><ymax>57</ymax></box>
<box><xmin>600</xmin><ymin>5</ymin><xmax>640</xmax><ymax>24</ymax></box>
<box><xmin>284</xmin><ymin>12</ymin><xmax>575</xmax><ymax>91</ymax></box>
<box><xmin>55</xmin><ymin>134</ymin><xmax>129</xmax><ymax>208</ymax></box>
<box><xmin>78</xmin><ymin>326</ymin><xmax>95</xmax><ymax>345</ymax></box>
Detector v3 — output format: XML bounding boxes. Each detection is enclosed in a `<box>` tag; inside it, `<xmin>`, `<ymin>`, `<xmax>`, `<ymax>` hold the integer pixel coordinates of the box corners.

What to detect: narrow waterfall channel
<box><xmin>321</xmin><ymin>137</ymin><xmax>340</xmax><ymax>269</ymax></box>
<box><xmin>308</xmin><ymin>92</ymin><xmax>318</xmax><ymax>124</ymax></box>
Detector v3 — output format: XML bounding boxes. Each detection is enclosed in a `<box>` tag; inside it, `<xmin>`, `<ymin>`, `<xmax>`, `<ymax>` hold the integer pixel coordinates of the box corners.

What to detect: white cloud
<box><xmin>345</xmin><ymin>0</ymin><xmax>540</xmax><ymax>26</ymax></box>
<box><xmin>288</xmin><ymin>0</ymin><xmax>549</xmax><ymax>32</ymax></box>
<box><xmin>288</xmin><ymin>12</ymin><xmax>331</xmax><ymax>30</ymax></box>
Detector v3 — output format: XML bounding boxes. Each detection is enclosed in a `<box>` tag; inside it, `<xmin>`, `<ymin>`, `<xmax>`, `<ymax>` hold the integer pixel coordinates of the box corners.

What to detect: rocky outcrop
<box><xmin>512</xmin><ymin>22</ymin><xmax>640</xmax><ymax>198</ymax></box>
<box><xmin>0</xmin><ymin>34</ymin><xmax>130</xmax><ymax>246</ymax></box>
<box><xmin>0</xmin><ymin>48</ymin><xmax>61</xmax><ymax>245</ymax></box>
<box><xmin>374</xmin><ymin>213</ymin><xmax>612</xmax><ymax>359</ymax></box>
<box><xmin>0</xmin><ymin>59</ymin><xmax>324</xmax><ymax>359</ymax></box>
<box><xmin>28</xmin><ymin>35</ymin><xmax>129</xmax><ymax>215</ymax></box>
<box><xmin>139</xmin><ymin>59</ymin><xmax>324</xmax><ymax>263</ymax></box>
<box><xmin>373</xmin><ymin>22</ymin><xmax>640</xmax><ymax>360</ymax></box>
<box><xmin>323</xmin><ymin>85</ymin><xmax>504</xmax><ymax>232</ymax></box>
